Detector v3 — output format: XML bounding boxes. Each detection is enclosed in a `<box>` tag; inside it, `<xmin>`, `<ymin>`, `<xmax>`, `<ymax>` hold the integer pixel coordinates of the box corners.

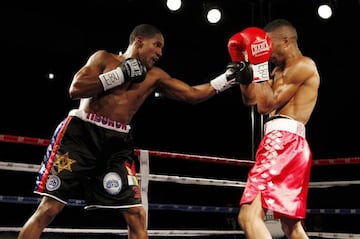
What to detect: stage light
<box><xmin>204</xmin><ymin>3</ymin><xmax>223</xmax><ymax>24</ymax></box>
<box><xmin>207</xmin><ymin>8</ymin><xmax>222</xmax><ymax>24</ymax></box>
<box><xmin>166</xmin><ymin>0</ymin><xmax>182</xmax><ymax>12</ymax></box>
<box><xmin>317</xmin><ymin>1</ymin><xmax>335</xmax><ymax>20</ymax></box>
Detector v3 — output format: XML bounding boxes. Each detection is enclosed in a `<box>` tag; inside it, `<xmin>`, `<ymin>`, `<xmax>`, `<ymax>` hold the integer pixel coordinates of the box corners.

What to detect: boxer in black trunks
<box><xmin>17</xmin><ymin>24</ymin><xmax>252</xmax><ymax>239</ymax></box>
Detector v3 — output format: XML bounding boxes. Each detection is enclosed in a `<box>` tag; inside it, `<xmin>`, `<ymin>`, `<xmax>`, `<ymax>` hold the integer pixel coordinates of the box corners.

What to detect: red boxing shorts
<box><xmin>240</xmin><ymin>116</ymin><xmax>312</xmax><ymax>219</ymax></box>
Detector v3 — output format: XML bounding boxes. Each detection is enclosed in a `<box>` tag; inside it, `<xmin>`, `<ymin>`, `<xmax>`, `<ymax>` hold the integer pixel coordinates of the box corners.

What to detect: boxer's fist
<box><xmin>210</xmin><ymin>61</ymin><xmax>252</xmax><ymax>93</ymax></box>
<box><xmin>99</xmin><ymin>58</ymin><xmax>147</xmax><ymax>91</ymax></box>
<box><xmin>227</xmin><ymin>61</ymin><xmax>253</xmax><ymax>85</ymax></box>
<box><xmin>227</xmin><ymin>27</ymin><xmax>272</xmax><ymax>83</ymax></box>
<box><xmin>120</xmin><ymin>58</ymin><xmax>147</xmax><ymax>83</ymax></box>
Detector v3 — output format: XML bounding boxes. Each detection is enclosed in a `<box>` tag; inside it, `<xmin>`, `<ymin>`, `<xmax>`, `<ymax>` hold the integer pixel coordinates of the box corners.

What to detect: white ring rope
<box><xmin>1</xmin><ymin>227</ymin><xmax>360</xmax><ymax>238</ymax></box>
<box><xmin>1</xmin><ymin>160</ymin><xmax>360</xmax><ymax>188</ymax></box>
<box><xmin>0</xmin><ymin>161</ymin><xmax>39</xmax><ymax>173</ymax></box>
<box><xmin>0</xmin><ymin>227</ymin><xmax>245</xmax><ymax>237</ymax></box>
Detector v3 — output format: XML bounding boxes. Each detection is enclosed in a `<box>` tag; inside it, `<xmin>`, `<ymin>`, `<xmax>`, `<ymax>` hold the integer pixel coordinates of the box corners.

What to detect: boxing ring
<box><xmin>1</xmin><ymin>134</ymin><xmax>360</xmax><ymax>238</ymax></box>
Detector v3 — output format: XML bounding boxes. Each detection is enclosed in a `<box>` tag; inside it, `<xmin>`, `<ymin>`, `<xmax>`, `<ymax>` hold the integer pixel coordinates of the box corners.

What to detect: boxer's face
<box><xmin>137</xmin><ymin>34</ymin><xmax>164</xmax><ymax>69</ymax></box>
<box><xmin>267</xmin><ymin>33</ymin><xmax>283</xmax><ymax>66</ymax></box>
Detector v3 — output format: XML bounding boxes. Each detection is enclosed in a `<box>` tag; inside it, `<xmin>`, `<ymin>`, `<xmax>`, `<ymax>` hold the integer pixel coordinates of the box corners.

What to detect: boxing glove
<box><xmin>99</xmin><ymin>58</ymin><xmax>147</xmax><ymax>91</ymax></box>
<box><xmin>228</xmin><ymin>27</ymin><xmax>272</xmax><ymax>83</ymax></box>
<box><xmin>210</xmin><ymin>61</ymin><xmax>252</xmax><ymax>93</ymax></box>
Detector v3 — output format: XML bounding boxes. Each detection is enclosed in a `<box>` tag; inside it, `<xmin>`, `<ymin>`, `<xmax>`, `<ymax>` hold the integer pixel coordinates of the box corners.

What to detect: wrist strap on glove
<box><xmin>252</xmin><ymin>61</ymin><xmax>270</xmax><ymax>83</ymax></box>
<box><xmin>99</xmin><ymin>67</ymin><xmax>125</xmax><ymax>91</ymax></box>
<box><xmin>210</xmin><ymin>72</ymin><xmax>235</xmax><ymax>94</ymax></box>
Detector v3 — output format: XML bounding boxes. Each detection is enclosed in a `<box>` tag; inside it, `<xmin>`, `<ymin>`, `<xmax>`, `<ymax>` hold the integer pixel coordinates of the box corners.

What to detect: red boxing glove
<box><xmin>228</xmin><ymin>32</ymin><xmax>246</xmax><ymax>62</ymax></box>
<box><xmin>227</xmin><ymin>27</ymin><xmax>272</xmax><ymax>82</ymax></box>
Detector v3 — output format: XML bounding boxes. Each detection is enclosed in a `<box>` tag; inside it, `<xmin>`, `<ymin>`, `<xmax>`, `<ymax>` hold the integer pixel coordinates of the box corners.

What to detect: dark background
<box><xmin>1</xmin><ymin>0</ymin><xmax>360</xmax><ymax>160</ymax></box>
<box><xmin>1</xmin><ymin>0</ymin><xmax>360</xmax><ymax>236</ymax></box>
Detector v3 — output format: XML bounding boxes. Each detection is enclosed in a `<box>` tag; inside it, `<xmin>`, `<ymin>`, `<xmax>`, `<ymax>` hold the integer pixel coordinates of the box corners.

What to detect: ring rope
<box><xmin>2</xmin><ymin>161</ymin><xmax>360</xmax><ymax>188</ymax></box>
<box><xmin>2</xmin><ymin>194</ymin><xmax>360</xmax><ymax>238</ymax></box>
<box><xmin>2</xmin><ymin>134</ymin><xmax>360</xmax><ymax>166</ymax></box>
<box><xmin>0</xmin><ymin>227</ymin><xmax>245</xmax><ymax>237</ymax></box>
<box><xmin>134</xmin><ymin>149</ymin><xmax>253</xmax><ymax>166</ymax></box>
<box><xmin>1</xmin><ymin>226</ymin><xmax>359</xmax><ymax>239</ymax></box>
<box><xmin>0</xmin><ymin>195</ymin><xmax>239</xmax><ymax>213</ymax></box>
<box><xmin>1</xmin><ymin>195</ymin><xmax>360</xmax><ymax>216</ymax></box>
<box><xmin>0</xmin><ymin>134</ymin><xmax>49</xmax><ymax>146</ymax></box>
<box><xmin>2</xmin><ymin>195</ymin><xmax>360</xmax><ymax>238</ymax></box>
<box><xmin>1</xmin><ymin>226</ymin><xmax>358</xmax><ymax>239</ymax></box>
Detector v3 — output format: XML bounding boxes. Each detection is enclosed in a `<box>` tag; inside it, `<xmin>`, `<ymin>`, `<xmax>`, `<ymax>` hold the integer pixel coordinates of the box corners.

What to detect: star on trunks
<box><xmin>54</xmin><ymin>152</ymin><xmax>76</xmax><ymax>173</ymax></box>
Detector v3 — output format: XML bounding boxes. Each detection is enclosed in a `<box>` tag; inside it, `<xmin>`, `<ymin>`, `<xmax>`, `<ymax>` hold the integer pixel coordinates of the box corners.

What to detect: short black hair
<box><xmin>129</xmin><ymin>24</ymin><xmax>162</xmax><ymax>44</ymax></box>
<box><xmin>264</xmin><ymin>19</ymin><xmax>297</xmax><ymax>40</ymax></box>
<box><xmin>264</xmin><ymin>19</ymin><xmax>294</xmax><ymax>32</ymax></box>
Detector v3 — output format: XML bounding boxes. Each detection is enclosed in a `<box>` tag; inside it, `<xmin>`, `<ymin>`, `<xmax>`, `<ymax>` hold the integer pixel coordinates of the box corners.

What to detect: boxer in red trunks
<box><xmin>228</xmin><ymin>19</ymin><xmax>320</xmax><ymax>238</ymax></box>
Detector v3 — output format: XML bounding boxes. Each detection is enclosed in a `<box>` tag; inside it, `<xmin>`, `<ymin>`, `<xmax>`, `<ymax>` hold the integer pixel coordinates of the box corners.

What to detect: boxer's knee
<box><xmin>123</xmin><ymin>206</ymin><xmax>147</xmax><ymax>229</ymax></box>
<box><xmin>35</xmin><ymin>197</ymin><xmax>64</xmax><ymax>227</ymax></box>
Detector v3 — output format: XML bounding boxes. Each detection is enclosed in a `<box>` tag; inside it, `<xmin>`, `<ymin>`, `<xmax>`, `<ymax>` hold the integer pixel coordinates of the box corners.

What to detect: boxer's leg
<box><xmin>17</xmin><ymin>196</ymin><xmax>65</xmax><ymax>239</ymax></box>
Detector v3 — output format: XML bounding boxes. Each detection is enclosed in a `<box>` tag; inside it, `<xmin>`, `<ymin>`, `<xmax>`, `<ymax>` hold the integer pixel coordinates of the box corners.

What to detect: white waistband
<box><xmin>264</xmin><ymin>118</ymin><xmax>305</xmax><ymax>138</ymax></box>
<box><xmin>69</xmin><ymin>109</ymin><xmax>131</xmax><ymax>133</ymax></box>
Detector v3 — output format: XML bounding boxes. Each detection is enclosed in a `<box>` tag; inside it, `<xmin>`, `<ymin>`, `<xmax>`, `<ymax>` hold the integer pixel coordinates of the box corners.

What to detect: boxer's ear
<box><xmin>135</xmin><ymin>37</ymin><xmax>143</xmax><ymax>48</ymax></box>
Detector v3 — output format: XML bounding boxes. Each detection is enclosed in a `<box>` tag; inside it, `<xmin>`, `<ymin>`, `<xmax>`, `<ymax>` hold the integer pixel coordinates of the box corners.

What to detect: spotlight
<box><xmin>45</xmin><ymin>71</ymin><xmax>56</xmax><ymax>81</ymax></box>
<box><xmin>204</xmin><ymin>3</ymin><xmax>223</xmax><ymax>24</ymax></box>
<box><xmin>317</xmin><ymin>1</ymin><xmax>335</xmax><ymax>20</ymax></box>
<box><xmin>47</xmin><ymin>72</ymin><xmax>55</xmax><ymax>80</ymax></box>
<box><xmin>165</xmin><ymin>0</ymin><xmax>182</xmax><ymax>12</ymax></box>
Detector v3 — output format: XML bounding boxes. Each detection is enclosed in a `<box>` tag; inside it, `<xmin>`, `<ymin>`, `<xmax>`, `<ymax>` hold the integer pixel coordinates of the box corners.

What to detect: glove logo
<box><xmin>251</xmin><ymin>40</ymin><xmax>271</xmax><ymax>57</ymax></box>
<box><xmin>125</xmin><ymin>59</ymin><xmax>147</xmax><ymax>77</ymax></box>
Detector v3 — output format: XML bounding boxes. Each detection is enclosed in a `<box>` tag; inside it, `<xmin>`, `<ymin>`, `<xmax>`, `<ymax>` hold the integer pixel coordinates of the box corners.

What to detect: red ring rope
<box><xmin>0</xmin><ymin>134</ymin><xmax>50</xmax><ymax>146</ymax></box>
<box><xmin>1</xmin><ymin>134</ymin><xmax>359</xmax><ymax>166</ymax></box>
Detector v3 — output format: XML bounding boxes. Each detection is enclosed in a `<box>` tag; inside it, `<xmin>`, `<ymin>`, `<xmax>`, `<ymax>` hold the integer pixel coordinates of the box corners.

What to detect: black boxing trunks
<box><xmin>34</xmin><ymin>109</ymin><xmax>142</xmax><ymax>209</ymax></box>
<box><xmin>240</xmin><ymin>115</ymin><xmax>312</xmax><ymax>219</ymax></box>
